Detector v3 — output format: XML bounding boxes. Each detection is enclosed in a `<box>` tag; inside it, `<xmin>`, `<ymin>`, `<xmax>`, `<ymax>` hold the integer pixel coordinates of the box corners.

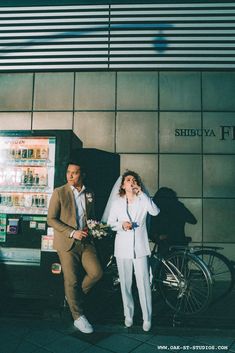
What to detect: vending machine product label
<box><xmin>37</xmin><ymin>222</ymin><xmax>46</xmax><ymax>231</ymax></box>
<box><xmin>41</xmin><ymin>235</ymin><xmax>55</xmax><ymax>252</ymax></box>
<box><xmin>30</xmin><ymin>221</ymin><xmax>37</xmax><ymax>228</ymax></box>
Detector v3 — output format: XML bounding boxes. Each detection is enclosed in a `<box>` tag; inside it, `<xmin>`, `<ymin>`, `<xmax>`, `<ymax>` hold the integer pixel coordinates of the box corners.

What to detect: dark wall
<box><xmin>72</xmin><ymin>148</ymin><xmax>120</xmax><ymax>220</ymax></box>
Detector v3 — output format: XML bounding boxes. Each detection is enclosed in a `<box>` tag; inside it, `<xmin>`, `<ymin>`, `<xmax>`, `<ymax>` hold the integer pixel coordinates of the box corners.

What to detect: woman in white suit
<box><xmin>106</xmin><ymin>171</ymin><xmax>160</xmax><ymax>331</ymax></box>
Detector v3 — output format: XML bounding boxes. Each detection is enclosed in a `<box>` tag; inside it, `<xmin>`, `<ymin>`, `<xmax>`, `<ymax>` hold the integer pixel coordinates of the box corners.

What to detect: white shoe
<box><xmin>124</xmin><ymin>317</ymin><xmax>133</xmax><ymax>328</ymax></box>
<box><xmin>143</xmin><ymin>321</ymin><xmax>151</xmax><ymax>332</ymax></box>
<box><xmin>74</xmin><ymin>315</ymin><xmax>94</xmax><ymax>334</ymax></box>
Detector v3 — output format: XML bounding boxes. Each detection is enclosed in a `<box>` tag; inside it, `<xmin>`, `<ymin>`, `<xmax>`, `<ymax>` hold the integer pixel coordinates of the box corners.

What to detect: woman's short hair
<box><xmin>119</xmin><ymin>170</ymin><xmax>143</xmax><ymax>196</ymax></box>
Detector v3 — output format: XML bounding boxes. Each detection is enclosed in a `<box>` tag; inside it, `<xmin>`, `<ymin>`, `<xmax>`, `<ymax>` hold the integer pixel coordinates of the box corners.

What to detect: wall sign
<box><xmin>175</xmin><ymin>126</ymin><xmax>235</xmax><ymax>140</ymax></box>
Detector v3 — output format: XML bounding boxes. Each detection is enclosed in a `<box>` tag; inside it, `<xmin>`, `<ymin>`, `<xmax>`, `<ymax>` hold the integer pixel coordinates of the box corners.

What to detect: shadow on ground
<box><xmin>1</xmin><ymin>279</ymin><xmax>235</xmax><ymax>335</ymax></box>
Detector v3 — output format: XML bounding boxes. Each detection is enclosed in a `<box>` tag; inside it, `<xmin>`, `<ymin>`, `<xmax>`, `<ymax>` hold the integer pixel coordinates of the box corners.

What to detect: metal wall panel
<box><xmin>0</xmin><ymin>2</ymin><xmax>235</xmax><ymax>71</ymax></box>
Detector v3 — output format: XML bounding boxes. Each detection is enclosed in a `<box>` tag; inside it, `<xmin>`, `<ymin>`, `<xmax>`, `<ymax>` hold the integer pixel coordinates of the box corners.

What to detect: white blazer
<box><xmin>107</xmin><ymin>192</ymin><xmax>160</xmax><ymax>259</ymax></box>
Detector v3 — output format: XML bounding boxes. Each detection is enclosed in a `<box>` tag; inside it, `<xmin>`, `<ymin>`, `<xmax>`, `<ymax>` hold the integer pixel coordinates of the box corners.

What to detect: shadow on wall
<box><xmin>0</xmin><ymin>23</ymin><xmax>172</xmax><ymax>55</ymax></box>
<box><xmin>149</xmin><ymin>187</ymin><xmax>197</xmax><ymax>256</ymax></box>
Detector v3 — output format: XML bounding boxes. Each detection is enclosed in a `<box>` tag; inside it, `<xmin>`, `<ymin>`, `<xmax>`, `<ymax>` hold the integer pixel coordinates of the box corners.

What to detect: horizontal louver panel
<box><xmin>109</xmin><ymin>2</ymin><xmax>235</xmax><ymax>69</ymax></box>
<box><xmin>0</xmin><ymin>4</ymin><xmax>109</xmax><ymax>70</ymax></box>
<box><xmin>0</xmin><ymin>2</ymin><xmax>235</xmax><ymax>71</ymax></box>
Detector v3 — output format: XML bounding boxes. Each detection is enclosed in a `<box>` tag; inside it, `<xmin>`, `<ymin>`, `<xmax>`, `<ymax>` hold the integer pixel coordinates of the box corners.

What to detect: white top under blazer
<box><xmin>107</xmin><ymin>192</ymin><xmax>160</xmax><ymax>259</ymax></box>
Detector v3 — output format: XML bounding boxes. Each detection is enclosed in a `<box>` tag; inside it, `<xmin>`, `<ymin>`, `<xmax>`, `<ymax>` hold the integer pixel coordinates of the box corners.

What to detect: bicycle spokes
<box><xmin>157</xmin><ymin>251</ymin><xmax>212</xmax><ymax>315</ymax></box>
<box><xmin>194</xmin><ymin>249</ymin><xmax>234</xmax><ymax>303</ymax></box>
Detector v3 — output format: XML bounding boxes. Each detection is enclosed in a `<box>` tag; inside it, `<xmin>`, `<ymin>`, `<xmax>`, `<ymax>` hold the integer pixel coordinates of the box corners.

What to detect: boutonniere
<box><xmin>86</xmin><ymin>193</ymin><xmax>93</xmax><ymax>203</ymax></box>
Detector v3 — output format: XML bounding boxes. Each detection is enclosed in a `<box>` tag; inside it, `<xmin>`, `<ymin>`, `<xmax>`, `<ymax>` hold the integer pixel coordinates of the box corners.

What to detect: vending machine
<box><xmin>0</xmin><ymin>130</ymin><xmax>82</xmax><ymax>305</ymax></box>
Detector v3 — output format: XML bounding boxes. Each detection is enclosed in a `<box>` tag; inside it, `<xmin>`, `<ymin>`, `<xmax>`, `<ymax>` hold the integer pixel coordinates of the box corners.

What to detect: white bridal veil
<box><xmin>101</xmin><ymin>176</ymin><xmax>122</xmax><ymax>223</ymax></box>
<box><xmin>101</xmin><ymin>174</ymin><xmax>150</xmax><ymax>223</ymax></box>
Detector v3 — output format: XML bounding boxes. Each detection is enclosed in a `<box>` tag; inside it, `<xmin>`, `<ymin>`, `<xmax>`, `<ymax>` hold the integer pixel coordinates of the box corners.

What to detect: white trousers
<box><xmin>116</xmin><ymin>256</ymin><xmax>152</xmax><ymax>322</ymax></box>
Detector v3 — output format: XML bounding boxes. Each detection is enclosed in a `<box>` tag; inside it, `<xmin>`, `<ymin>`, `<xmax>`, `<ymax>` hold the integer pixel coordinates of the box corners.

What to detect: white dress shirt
<box><xmin>70</xmin><ymin>185</ymin><xmax>86</xmax><ymax>230</ymax></box>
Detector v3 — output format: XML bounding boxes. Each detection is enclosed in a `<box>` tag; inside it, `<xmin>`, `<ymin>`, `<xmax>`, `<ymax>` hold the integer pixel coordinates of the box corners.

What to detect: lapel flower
<box><xmin>86</xmin><ymin>193</ymin><xmax>93</xmax><ymax>203</ymax></box>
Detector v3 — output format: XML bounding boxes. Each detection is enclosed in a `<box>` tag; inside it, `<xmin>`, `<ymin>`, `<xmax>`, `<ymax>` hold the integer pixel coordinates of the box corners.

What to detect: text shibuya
<box><xmin>175</xmin><ymin>126</ymin><xmax>235</xmax><ymax>140</ymax></box>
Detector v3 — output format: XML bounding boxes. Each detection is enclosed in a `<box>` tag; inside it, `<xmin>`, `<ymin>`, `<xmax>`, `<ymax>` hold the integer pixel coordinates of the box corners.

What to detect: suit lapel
<box><xmin>65</xmin><ymin>185</ymin><xmax>94</xmax><ymax>225</ymax></box>
<box><xmin>136</xmin><ymin>196</ymin><xmax>145</xmax><ymax>221</ymax></box>
<box><xmin>65</xmin><ymin>184</ymin><xmax>77</xmax><ymax>222</ymax></box>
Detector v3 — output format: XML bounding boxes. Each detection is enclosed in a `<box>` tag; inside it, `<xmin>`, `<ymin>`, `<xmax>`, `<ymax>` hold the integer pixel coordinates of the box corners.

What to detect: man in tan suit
<box><xmin>47</xmin><ymin>161</ymin><xmax>103</xmax><ymax>334</ymax></box>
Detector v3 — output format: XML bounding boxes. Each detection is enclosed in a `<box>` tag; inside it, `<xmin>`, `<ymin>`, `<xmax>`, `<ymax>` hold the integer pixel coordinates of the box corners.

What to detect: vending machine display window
<box><xmin>0</xmin><ymin>137</ymin><xmax>55</xmax><ymax>215</ymax></box>
<box><xmin>0</xmin><ymin>131</ymin><xmax>83</xmax><ymax>302</ymax></box>
<box><xmin>0</xmin><ymin>136</ymin><xmax>55</xmax><ymax>264</ymax></box>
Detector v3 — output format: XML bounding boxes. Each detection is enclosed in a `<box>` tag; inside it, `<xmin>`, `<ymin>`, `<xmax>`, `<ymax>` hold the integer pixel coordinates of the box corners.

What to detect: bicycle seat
<box><xmin>169</xmin><ymin>245</ymin><xmax>189</xmax><ymax>251</ymax></box>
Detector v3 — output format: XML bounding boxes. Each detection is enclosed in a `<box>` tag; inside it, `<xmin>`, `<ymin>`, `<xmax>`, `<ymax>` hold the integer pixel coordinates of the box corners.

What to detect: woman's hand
<box><xmin>132</xmin><ymin>185</ymin><xmax>141</xmax><ymax>195</ymax></box>
<box><xmin>122</xmin><ymin>221</ymin><xmax>132</xmax><ymax>231</ymax></box>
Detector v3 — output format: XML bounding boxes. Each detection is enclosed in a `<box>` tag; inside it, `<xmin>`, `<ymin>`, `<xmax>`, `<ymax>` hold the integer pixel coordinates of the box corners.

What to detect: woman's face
<box><xmin>122</xmin><ymin>175</ymin><xmax>138</xmax><ymax>193</ymax></box>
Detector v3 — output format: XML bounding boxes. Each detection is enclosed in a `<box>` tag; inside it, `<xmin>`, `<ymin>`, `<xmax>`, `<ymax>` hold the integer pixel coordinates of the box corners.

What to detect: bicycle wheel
<box><xmin>158</xmin><ymin>250</ymin><xmax>212</xmax><ymax>315</ymax></box>
<box><xmin>194</xmin><ymin>249</ymin><xmax>235</xmax><ymax>302</ymax></box>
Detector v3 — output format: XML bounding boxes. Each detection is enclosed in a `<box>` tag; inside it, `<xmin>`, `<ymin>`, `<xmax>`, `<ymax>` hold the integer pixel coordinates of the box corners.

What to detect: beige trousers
<box><xmin>58</xmin><ymin>242</ymin><xmax>103</xmax><ymax>320</ymax></box>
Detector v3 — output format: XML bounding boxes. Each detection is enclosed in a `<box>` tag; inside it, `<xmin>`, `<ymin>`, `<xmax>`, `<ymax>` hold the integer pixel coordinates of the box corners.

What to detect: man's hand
<box><xmin>72</xmin><ymin>230</ymin><xmax>88</xmax><ymax>240</ymax></box>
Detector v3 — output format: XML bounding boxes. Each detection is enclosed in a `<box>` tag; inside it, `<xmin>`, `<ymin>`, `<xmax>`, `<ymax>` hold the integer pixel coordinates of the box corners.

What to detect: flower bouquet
<box><xmin>86</xmin><ymin>219</ymin><xmax>113</xmax><ymax>240</ymax></box>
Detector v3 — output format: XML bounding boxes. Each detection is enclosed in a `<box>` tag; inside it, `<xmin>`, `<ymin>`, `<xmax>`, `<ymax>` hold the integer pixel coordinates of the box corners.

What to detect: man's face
<box><xmin>66</xmin><ymin>164</ymin><xmax>82</xmax><ymax>187</ymax></box>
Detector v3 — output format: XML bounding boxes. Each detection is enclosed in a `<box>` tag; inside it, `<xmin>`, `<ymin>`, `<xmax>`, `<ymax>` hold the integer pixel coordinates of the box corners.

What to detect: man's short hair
<box><xmin>66</xmin><ymin>160</ymin><xmax>86</xmax><ymax>178</ymax></box>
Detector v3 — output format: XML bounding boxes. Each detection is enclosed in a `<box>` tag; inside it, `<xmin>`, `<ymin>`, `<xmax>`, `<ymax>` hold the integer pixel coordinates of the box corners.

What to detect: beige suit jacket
<box><xmin>47</xmin><ymin>183</ymin><xmax>95</xmax><ymax>251</ymax></box>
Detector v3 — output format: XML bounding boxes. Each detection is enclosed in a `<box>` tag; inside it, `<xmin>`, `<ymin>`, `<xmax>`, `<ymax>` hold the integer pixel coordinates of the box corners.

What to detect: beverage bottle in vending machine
<box><xmin>15</xmin><ymin>148</ymin><xmax>21</xmax><ymax>159</ymax></box>
<box><xmin>21</xmin><ymin>148</ymin><xmax>28</xmax><ymax>159</ymax></box>
<box><xmin>33</xmin><ymin>173</ymin><xmax>40</xmax><ymax>185</ymax></box>
<box><xmin>38</xmin><ymin>194</ymin><xmax>46</xmax><ymax>208</ymax></box>
<box><xmin>28</xmin><ymin>170</ymin><xmax>34</xmax><ymax>185</ymax></box>
<box><xmin>40</xmin><ymin>147</ymin><xmax>48</xmax><ymax>159</ymax></box>
<box><xmin>39</xmin><ymin>173</ymin><xmax>47</xmax><ymax>186</ymax></box>
<box><xmin>21</xmin><ymin>170</ymin><xmax>27</xmax><ymax>184</ymax></box>
<box><xmin>27</xmin><ymin>147</ymin><xmax>34</xmax><ymax>159</ymax></box>
<box><xmin>35</xmin><ymin>148</ymin><xmax>41</xmax><ymax>159</ymax></box>
<box><xmin>19</xmin><ymin>195</ymin><xmax>25</xmax><ymax>207</ymax></box>
<box><xmin>13</xmin><ymin>194</ymin><xmax>20</xmax><ymax>207</ymax></box>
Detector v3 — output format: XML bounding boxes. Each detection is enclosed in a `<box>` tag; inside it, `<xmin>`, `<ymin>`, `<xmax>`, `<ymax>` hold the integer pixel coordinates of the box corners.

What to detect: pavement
<box><xmin>1</xmin><ymin>284</ymin><xmax>235</xmax><ymax>353</ymax></box>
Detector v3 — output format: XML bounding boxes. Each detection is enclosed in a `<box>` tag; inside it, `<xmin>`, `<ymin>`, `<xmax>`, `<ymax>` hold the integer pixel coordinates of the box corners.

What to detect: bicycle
<box><xmin>102</xmin><ymin>239</ymin><xmax>213</xmax><ymax>317</ymax></box>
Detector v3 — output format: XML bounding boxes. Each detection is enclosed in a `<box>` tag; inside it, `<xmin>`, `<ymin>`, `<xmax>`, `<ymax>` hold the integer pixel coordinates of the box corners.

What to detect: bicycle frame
<box><xmin>151</xmin><ymin>253</ymin><xmax>182</xmax><ymax>288</ymax></box>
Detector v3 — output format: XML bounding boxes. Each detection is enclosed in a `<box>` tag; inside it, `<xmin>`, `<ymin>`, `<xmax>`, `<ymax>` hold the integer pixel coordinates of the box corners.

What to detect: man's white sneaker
<box><xmin>124</xmin><ymin>317</ymin><xmax>133</xmax><ymax>328</ymax></box>
<box><xmin>74</xmin><ymin>315</ymin><xmax>94</xmax><ymax>334</ymax></box>
<box><xmin>143</xmin><ymin>321</ymin><xmax>151</xmax><ymax>332</ymax></box>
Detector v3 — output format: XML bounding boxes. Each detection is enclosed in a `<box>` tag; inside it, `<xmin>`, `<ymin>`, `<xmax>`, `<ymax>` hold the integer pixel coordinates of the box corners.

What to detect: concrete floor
<box><xmin>1</xmin><ymin>285</ymin><xmax>235</xmax><ymax>353</ymax></box>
